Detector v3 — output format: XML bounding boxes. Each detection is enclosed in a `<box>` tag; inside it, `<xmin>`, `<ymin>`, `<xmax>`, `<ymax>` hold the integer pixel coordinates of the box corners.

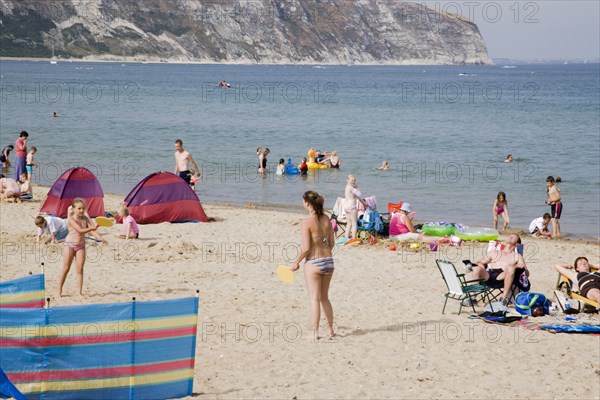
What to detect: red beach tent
<box><xmin>124</xmin><ymin>172</ymin><xmax>207</xmax><ymax>224</ymax></box>
<box><xmin>40</xmin><ymin>167</ymin><xmax>105</xmax><ymax>218</ymax></box>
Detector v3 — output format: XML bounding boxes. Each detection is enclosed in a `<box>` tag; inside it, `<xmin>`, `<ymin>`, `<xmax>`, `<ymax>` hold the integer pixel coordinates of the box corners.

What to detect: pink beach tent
<box><xmin>124</xmin><ymin>172</ymin><xmax>208</xmax><ymax>224</ymax></box>
<box><xmin>40</xmin><ymin>167</ymin><xmax>105</xmax><ymax>218</ymax></box>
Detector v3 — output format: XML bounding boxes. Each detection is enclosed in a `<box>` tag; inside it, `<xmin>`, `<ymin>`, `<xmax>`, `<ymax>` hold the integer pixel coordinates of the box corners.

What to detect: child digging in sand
<box><xmin>58</xmin><ymin>198</ymin><xmax>108</xmax><ymax>298</ymax></box>
<box><xmin>529</xmin><ymin>213</ymin><xmax>552</xmax><ymax>238</ymax></box>
<box><xmin>116</xmin><ymin>206</ymin><xmax>139</xmax><ymax>240</ymax></box>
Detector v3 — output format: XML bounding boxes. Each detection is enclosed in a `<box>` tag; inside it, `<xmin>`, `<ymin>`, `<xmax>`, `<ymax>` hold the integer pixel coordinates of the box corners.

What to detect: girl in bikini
<box><xmin>492</xmin><ymin>191</ymin><xmax>510</xmax><ymax>231</ymax></box>
<box><xmin>58</xmin><ymin>198</ymin><xmax>108</xmax><ymax>298</ymax></box>
<box><xmin>292</xmin><ymin>191</ymin><xmax>336</xmax><ymax>340</ymax></box>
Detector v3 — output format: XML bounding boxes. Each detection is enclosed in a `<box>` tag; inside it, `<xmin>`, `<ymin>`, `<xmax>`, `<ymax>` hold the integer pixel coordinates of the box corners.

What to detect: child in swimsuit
<box><xmin>276</xmin><ymin>159</ymin><xmax>285</xmax><ymax>176</ymax></box>
<box><xmin>492</xmin><ymin>191</ymin><xmax>510</xmax><ymax>231</ymax></box>
<box><xmin>26</xmin><ymin>146</ymin><xmax>37</xmax><ymax>182</ymax></box>
<box><xmin>1</xmin><ymin>177</ymin><xmax>22</xmax><ymax>203</ymax></box>
<box><xmin>299</xmin><ymin>157</ymin><xmax>308</xmax><ymax>175</ymax></box>
<box><xmin>116</xmin><ymin>206</ymin><xmax>140</xmax><ymax>240</ymax></box>
<box><xmin>58</xmin><ymin>198</ymin><xmax>108</xmax><ymax>298</ymax></box>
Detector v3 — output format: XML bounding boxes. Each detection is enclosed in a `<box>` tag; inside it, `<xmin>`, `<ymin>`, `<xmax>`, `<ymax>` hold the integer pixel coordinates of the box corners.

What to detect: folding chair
<box><xmin>556</xmin><ymin>267</ymin><xmax>599</xmax><ymax>312</ymax></box>
<box><xmin>357</xmin><ymin>209</ymin><xmax>383</xmax><ymax>239</ymax></box>
<box><xmin>388</xmin><ymin>202</ymin><xmax>403</xmax><ymax>214</ymax></box>
<box><xmin>331</xmin><ymin>197</ymin><xmax>368</xmax><ymax>238</ymax></box>
<box><xmin>436</xmin><ymin>259</ymin><xmax>495</xmax><ymax>315</ymax></box>
<box><xmin>330</xmin><ymin>197</ymin><xmax>348</xmax><ymax>238</ymax></box>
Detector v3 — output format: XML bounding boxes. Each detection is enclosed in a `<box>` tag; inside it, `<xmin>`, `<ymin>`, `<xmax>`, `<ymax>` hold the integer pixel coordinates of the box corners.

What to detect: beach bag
<box><xmin>515</xmin><ymin>292</ymin><xmax>550</xmax><ymax>317</ymax></box>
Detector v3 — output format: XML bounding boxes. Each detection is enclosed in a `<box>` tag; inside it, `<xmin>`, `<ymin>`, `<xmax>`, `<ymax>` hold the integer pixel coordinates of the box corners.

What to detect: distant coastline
<box><xmin>0</xmin><ymin>55</ymin><xmax>489</xmax><ymax>66</ymax></box>
<box><xmin>2</xmin><ymin>56</ymin><xmax>598</xmax><ymax>66</ymax></box>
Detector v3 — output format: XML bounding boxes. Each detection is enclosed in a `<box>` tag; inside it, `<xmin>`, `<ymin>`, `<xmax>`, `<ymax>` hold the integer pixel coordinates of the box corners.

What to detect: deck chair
<box><xmin>330</xmin><ymin>197</ymin><xmax>347</xmax><ymax>238</ymax></box>
<box><xmin>556</xmin><ymin>267</ymin><xmax>599</xmax><ymax>312</ymax></box>
<box><xmin>436</xmin><ymin>259</ymin><xmax>495</xmax><ymax>315</ymax></box>
<box><xmin>357</xmin><ymin>208</ymin><xmax>383</xmax><ymax>239</ymax></box>
<box><xmin>485</xmin><ymin>268</ymin><xmax>530</xmax><ymax>304</ymax></box>
<box><xmin>331</xmin><ymin>197</ymin><xmax>366</xmax><ymax>238</ymax></box>
<box><xmin>388</xmin><ymin>202</ymin><xmax>403</xmax><ymax>214</ymax></box>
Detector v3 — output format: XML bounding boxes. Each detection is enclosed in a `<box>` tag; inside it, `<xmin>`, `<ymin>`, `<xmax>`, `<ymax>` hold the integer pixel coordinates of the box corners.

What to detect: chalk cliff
<box><xmin>0</xmin><ymin>0</ymin><xmax>491</xmax><ymax>65</ymax></box>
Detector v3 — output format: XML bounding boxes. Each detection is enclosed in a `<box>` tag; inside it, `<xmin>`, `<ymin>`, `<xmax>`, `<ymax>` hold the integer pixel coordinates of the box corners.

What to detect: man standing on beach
<box><xmin>174</xmin><ymin>139</ymin><xmax>201</xmax><ymax>185</ymax></box>
<box><xmin>546</xmin><ymin>176</ymin><xmax>562</xmax><ymax>237</ymax></box>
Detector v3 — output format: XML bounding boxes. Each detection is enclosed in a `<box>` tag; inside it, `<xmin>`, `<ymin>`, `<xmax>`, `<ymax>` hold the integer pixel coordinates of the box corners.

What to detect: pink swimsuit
<box><xmin>389</xmin><ymin>214</ymin><xmax>410</xmax><ymax>236</ymax></box>
<box><xmin>64</xmin><ymin>219</ymin><xmax>87</xmax><ymax>252</ymax></box>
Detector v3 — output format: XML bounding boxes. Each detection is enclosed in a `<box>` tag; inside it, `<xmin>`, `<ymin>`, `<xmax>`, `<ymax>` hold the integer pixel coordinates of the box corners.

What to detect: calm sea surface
<box><xmin>0</xmin><ymin>61</ymin><xmax>598</xmax><ymax>239</ymax></box>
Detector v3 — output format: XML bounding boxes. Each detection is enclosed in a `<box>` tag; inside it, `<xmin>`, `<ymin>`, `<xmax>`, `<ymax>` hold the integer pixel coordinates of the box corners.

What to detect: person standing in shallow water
<box><xmin>258</xmin><ymin>147</ymin><xmax>269</xmax><ymax>173</ymax></box>
<box><xmin>174</xmin><ymin>139</ymin><xmax>200</xmax><ymax>186</ymax></box>
<box><xmin>13</xmin><ymin>131</ymin><xmax>28</xmax><ymax>181</ymax></box>
<box><xmin>292</xmin><ymin>191</ymin><xmax>336</xmax><ymax>340</ymax></box>
<box><xmin>546</xmin><ymin>176</ymin><xmax>562</xmax><ymax>237</ymax></box>
<box><xmin>492</xmin><ymin>191</ymin><xmax>510</xmax><ymax>231</ymax></box>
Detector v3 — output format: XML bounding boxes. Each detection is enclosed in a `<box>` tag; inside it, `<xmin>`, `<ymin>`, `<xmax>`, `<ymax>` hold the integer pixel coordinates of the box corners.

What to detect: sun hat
<box><xmin>400</xmin><ymin>203</ymin><xmax>413</xmax><ymax>213</ymax></box>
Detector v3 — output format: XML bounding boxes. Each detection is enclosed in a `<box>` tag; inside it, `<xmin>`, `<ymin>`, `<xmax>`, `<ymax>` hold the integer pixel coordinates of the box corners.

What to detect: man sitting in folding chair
<box><xmin>554</xmin><ymin>257</ymin><xmax>600</xmax><ymax>309</ymax></box>
<box><xmin>469</xmin><ymin>233</ymin><xmax>530</xmax><ymax>306</ymax></box>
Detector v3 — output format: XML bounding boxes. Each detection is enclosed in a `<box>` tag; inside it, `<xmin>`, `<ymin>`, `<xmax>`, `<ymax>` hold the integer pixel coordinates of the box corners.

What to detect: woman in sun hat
<box><xmin>389</xmin><ymin>203</ymin><xmax>436</xmax><ymax>242</ymax></box>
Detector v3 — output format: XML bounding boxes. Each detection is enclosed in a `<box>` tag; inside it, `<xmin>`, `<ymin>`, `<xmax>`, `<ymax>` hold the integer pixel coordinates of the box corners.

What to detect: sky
<box><xmin>420</xmin><ymin>0</ymin><xmax>600</xmax><ymax>60</ymax></box>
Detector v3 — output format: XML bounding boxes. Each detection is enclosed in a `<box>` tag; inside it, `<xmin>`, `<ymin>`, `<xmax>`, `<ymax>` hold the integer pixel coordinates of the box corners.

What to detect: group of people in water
<box><xmin>257</xmin><ymin>147</ymin><xmax>341</xmax><ymax>176</ymax></box>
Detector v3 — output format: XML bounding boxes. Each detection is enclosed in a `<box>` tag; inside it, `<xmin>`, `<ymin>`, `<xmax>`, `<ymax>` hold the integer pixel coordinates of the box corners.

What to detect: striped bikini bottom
<box><xmin>306</xmin><ymin>257</ymin><xmax>334</xmax><ymax>274</ymax></box>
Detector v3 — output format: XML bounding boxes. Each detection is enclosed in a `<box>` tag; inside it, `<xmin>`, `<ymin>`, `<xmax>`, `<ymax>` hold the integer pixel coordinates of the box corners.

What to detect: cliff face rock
<box><xmin>0</xmin><ymin>0</ymin><xmax>491</xmax><ymax>65</ymax></box>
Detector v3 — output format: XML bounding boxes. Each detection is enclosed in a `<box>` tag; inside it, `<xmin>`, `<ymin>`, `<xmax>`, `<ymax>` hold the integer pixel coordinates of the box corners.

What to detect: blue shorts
<box><xmin>26</xmin><ymin>164</ymin><xmax>33</xmax><ymax>173</ymax></box>
<box><xmin>54</xmin><ymin>229</ymin><xmax>68</xmax><ymax>241</ymax></box>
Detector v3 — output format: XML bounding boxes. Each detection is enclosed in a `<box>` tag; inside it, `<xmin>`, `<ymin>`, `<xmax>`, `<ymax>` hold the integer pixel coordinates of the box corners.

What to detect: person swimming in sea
<box><xmin>374</xmin><ymin>161</ymin><xmax>389</xmax><ymax>170</ymax></box>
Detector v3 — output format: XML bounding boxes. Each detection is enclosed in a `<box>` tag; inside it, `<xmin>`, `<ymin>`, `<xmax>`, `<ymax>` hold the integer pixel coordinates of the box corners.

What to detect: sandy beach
<box><xmin>1</xmin><ymin>186</ymin><xmax>599</xmax><ymax>399</ymax></box>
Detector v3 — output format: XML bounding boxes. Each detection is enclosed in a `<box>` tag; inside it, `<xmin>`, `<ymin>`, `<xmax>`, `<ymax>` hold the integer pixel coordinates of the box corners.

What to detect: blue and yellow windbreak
<box><xmin>0</xmin><ymin>274</ymin><xmax>45</xmax><ymax>309</ymax></box>
<box><xmin>0</xmin><ymin>297</ymin><xmax>199</xmax><ymax>400</ymax></box>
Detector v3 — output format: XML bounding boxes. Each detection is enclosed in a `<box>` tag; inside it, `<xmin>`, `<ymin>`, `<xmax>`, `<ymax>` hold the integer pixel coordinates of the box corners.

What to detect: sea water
<box><xmin>0</xmin><ymin>61</ymin><xmax>598</xmax><ymax>239</ymax></box>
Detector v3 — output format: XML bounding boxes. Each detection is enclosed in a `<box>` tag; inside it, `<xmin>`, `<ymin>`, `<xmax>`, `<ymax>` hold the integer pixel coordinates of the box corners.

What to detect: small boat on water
<box><xmin>50</xmin><ymin>45</ymin><xmax>57</xmax><ymax>64</ymax></box>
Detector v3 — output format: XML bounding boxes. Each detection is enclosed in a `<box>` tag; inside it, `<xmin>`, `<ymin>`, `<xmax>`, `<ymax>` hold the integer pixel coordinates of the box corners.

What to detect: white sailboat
<box><xmin>50</xmin><ymin>45</ymin><xmax>57</xmax><ymax>64</ymax></box>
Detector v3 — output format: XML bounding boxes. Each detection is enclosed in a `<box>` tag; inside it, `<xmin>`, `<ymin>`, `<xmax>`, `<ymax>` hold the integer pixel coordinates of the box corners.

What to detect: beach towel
<box><xmin>332</xmin><ymin>197</ymin><xmax>347</xmax><ymax>222</ymax></box>
<box><xmin>471</xmin><ymin>311</ymin><xmax>524</xmax><ymax>324</ymax></box>
<box><xmin>540</xmin><ymin>324</ymin><xmax>600</xmax><ymax>334</ymax></box>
